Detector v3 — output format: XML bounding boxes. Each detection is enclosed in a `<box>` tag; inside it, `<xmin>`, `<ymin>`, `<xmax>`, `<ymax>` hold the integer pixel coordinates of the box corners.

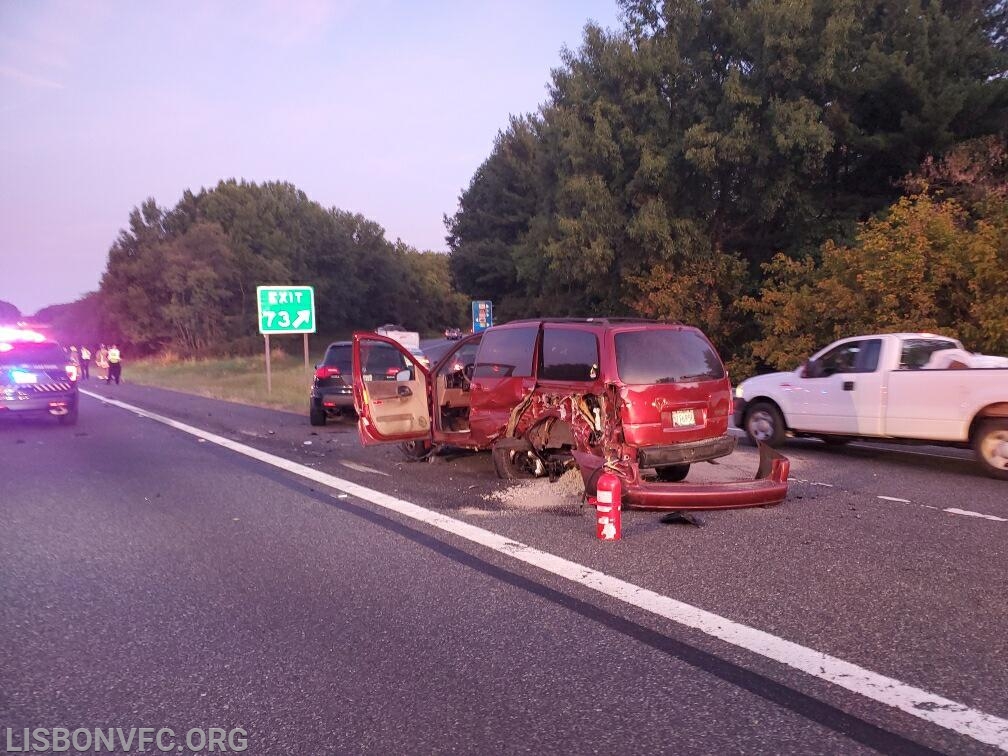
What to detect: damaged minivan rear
<box><xmin>351</xmin><ymin>318</ymin><xmax>788</xmax><ymax>511</ymax></box>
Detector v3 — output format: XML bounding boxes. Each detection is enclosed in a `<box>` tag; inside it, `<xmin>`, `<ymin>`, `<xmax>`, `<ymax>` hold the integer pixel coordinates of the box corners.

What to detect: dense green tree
<box><xmin>446</xmin><ymin>0</ymin><xmax>1007</xmax><ymax>359</ymax></box>
<box><xmin>446</xmin><ymin>115</ymin><xmax>542</xmax><ymax>319</ymax></box>
<box><xmin>744</xmin><ymin>190</ymin><xmax>1008</xmax><ymax>368</ymax></box>
<box><xmin>98</xmin><ymin>180</ymin><xmax>467</xmax><ymax>355</ymax></box>
<box><xmin>31</xmin><ymin>292</ymin><xmax>119</xmax><ymax>348</ymax></box>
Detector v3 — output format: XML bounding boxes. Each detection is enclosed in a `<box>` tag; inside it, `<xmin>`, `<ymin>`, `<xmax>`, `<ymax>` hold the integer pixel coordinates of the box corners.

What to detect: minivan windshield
<box><xmin>615</xmin><ymin>329</ymin><xmax>725</xmax><ymax>384</ymax></box>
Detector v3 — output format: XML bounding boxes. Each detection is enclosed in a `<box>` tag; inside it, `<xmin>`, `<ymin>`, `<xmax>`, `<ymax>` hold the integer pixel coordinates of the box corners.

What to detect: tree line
<box><xmin>446</xmin><ymin>0</ymin><xmax>1007</xmax><ymax>372</ymax></box>
<box><xmin>33</xmin><ymin>181</ymin><xmax>467</xmax><ymax>355</ymax></box>
<box><xmin>23</xmin><ymin>0</ymin><xmax>1007</xmax><ymax>370</ymax></box>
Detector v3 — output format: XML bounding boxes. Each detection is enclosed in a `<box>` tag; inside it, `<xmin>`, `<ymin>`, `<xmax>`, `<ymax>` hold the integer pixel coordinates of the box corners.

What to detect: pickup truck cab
<box><xmin>734</xmin><ymin>333</ymin><xmax>1008</xmax><ymax>479</ymax></box>
<box><xmin>351</xmin><ymin>319</ymin><xmax>789</xmax><ymax>511</ymax></box>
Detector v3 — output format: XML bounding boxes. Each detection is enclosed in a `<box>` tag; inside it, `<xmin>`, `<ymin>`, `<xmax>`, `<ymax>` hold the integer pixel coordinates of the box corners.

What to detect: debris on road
<box><xmin>484</xmin><ymin>469</ymin><xmax>584</xmax><ymax>514</ymax></box>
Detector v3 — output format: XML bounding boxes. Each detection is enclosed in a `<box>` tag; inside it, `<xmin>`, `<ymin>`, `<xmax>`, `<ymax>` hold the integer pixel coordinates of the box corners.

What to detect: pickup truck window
<box><xmin>473</xmin><ymin>326</ymin><xmax>538</xmax><ymax>378</ymax></box>
<box><xmin>813</xmin><ymin>339</ymin><xmax>881</xmax><ymax>376</ymax></box>
<box><xmin>900</xmin><ymin>339</ymin><xmax>959</xmax><ymax>369</ymax></box>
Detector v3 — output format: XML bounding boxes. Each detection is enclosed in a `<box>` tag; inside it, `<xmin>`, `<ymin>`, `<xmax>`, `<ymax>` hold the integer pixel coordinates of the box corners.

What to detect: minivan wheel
<box><xmin>309</xmin><ymin>403</ymin><xmax>326</xmax><ymax>426</ymax></box>
<box><xmin>744</xmin><ymin>401</ymin><xmax>785</xmax><ymax>448</ymax></box>
<box><xmin>492</xmin><ymin>438</ymin><xmax>544</xmax><ymax>479</ymax></box>
<box><xmin>973</xmin><ymin>419</ymin><xmax>1008</xmax><ymax>480</ymax></box>
<box><xmin>654</xmin><ymin>464</ymin><xmax>690</xmax><ymax>482</ymax></box>
<box><xmin>399</xmin><ymin>439</ymin><xmax>433</xmax><ymax>460</ymax></box>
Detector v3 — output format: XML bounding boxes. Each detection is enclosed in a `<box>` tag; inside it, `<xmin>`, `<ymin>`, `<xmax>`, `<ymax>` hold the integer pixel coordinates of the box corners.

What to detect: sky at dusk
<box><xmin>0</xmin><ymin>0</ymin><xmax>622</xmax><ymax>315</ymax></box>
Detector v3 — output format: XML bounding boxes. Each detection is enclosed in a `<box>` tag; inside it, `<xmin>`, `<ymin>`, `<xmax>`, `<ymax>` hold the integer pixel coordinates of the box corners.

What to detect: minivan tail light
<box><xmin>315</xmin><ymin>366</ymin><xmax>341</xmax><ymax>379</ymax></box>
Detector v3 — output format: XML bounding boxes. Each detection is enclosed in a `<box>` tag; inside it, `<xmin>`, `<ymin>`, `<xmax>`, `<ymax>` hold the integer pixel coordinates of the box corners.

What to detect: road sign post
<box><xmin>257</xmin><ymin>285</ymin><xmax>317</xmax><ymax>394</ymax></box>
<box><xmin>472</xmin><ymin>300</ymin><xmax>493</xmax><ymax>333</ymax></box>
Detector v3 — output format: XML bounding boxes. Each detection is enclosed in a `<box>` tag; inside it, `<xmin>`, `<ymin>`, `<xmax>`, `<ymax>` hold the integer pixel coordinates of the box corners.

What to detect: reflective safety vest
<box><xmin>108</xmin><ymin>348</ymin><xmax>121</xmax><ymax>364</ymax></box>
<box><xmin>81</xmin><ymin>347</ymin><xmax>91</xmax><ymax>360</ymax></box>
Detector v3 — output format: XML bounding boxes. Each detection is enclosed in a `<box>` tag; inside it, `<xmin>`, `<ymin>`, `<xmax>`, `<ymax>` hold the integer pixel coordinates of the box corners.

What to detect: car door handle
<box><xmin>397</xmin><ymin>385</ymin><xmax>412</xmax><ymax>398</ymax></box>
<box><xmin>843</xmin><ymin>381</ymin><xmax>855</xmax><ymax>391</ymax></box>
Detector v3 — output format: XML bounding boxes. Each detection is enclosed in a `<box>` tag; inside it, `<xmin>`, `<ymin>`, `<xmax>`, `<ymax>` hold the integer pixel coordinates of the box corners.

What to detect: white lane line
<box><xmin>877</xmin><ymin>495</ymin><xmax>912</xmax><ymax>504</ymax></box>
<box><xmin>339</xmin><ymin>460</ymin><xmax>391</xmax><ymax>476</ymax></box>
<box><xmin>81</xmin><ymin>390</ymin><xmax>1008</xmax><ymax>750</ymax></box>
<box><xmin>810</xmin><ymin>482</ymin><xmax>834</xmax><ymax>488</ymax></box>
<box><xmin>944</xmin><ymin>508</ymin><xmax>1008</xmax><ymax>523</ymax></box>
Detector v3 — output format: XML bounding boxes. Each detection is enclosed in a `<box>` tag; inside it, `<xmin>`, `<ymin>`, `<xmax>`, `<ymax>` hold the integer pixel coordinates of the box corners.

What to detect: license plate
<box><xmin>672</xmin><ymin>409</ymin><xmax>696</xmax><ymax>427</ymax></box>
<box><xmin>363</xmin><ymin>374</ymin><xmax>373</xmax><ymax>382</ymax></box>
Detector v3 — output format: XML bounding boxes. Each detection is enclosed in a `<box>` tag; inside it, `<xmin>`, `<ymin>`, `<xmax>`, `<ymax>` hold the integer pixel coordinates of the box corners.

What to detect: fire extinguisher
<box><xmin>595</xmin><ymin>471</ymin><xmax>622</xmax><ymax>540</ymax></box>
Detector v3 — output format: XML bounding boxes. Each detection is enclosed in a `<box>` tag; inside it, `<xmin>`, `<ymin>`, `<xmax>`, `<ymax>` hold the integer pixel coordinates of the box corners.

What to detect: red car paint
<box><xmin>351</xmin><ymin>319</ymin><xmax>788</xmax><ymax>511</ymax></box>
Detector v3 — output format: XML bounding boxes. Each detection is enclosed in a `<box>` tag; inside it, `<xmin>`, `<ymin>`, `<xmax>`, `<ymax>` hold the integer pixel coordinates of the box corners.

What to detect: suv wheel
<box><xmin>309</xmin><ymin>403</ymin><xmax>326</xmax><ymax>426</ymax></box>
<box><xmin>744</xmin><ymin>401</ymin><xmax>785</xmax><ymax>447</ymax></box>
<box><xmin>973</xmin><ymin>419</ymin><xmax>1008</xmax><ymax>480</ymax></box>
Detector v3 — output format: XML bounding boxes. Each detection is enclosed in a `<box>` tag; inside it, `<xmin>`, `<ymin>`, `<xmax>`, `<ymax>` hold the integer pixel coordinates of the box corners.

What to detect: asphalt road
<box><xmin>2</xmin><ymin>382</ymin><xmax>1005</xmax><ymax>755</ymax></box>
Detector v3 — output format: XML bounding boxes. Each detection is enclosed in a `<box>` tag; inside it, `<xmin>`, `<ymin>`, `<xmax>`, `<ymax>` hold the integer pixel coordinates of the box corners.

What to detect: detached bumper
<box><xmin>626</xmin><ymin>443</ymin><xmax>789</xmax><ymax>510</ymax></box>
<box><xmin>576</xmin><ymin>443</ymin><xmax>790</xmax><ymax>512</ymax></box>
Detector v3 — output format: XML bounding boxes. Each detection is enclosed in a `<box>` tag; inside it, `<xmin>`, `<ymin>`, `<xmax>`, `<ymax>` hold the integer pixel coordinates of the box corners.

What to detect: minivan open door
<box><xmin>351</xmin><ymin>333</ymin><xmax>434</xmax><ymax>446</ymax></box>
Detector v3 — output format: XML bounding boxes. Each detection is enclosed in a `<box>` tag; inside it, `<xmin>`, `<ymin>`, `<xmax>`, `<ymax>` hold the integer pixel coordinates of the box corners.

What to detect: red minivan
<box><xmin>352</xmin><ymin>319</ymin><xmax>788</xmax><ymax>510</ymax></box>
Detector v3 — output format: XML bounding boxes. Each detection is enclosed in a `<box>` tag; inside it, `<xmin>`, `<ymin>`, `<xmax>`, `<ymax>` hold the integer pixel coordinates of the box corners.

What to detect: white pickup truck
<box><xmin>733</xmin><ymin>333</ymin><xmax>1008</xmax><ymax>479</ymax></box>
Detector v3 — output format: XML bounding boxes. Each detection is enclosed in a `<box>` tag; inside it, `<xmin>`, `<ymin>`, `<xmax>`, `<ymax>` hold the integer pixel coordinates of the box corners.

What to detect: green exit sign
<box><xmin>256</xmin><ymin>285</ymin><xmax>316</xmax><ymax>334</ymax></box>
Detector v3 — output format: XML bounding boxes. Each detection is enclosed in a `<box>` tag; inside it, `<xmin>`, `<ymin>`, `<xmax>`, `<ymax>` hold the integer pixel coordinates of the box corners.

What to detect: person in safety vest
<box><xmin>106</xmin><ymin>344</ymin><xmax>122</xmax><ymax>385</ymax></box>
<box><xmin>79</xmin><ymin>345</ymin><xmax>91</xmax><ymax>380</ymax></box>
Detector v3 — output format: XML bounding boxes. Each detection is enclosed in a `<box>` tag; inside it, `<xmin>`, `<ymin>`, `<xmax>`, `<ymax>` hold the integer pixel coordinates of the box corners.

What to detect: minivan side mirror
<box><xmin>395</xmin><ymin>368</ymin><xmax>412</xmax><ymax>382</ymax></box>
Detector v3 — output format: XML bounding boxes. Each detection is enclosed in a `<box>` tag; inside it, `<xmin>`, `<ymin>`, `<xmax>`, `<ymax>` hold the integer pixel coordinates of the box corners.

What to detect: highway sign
<box><xmin>472</xmin><ymin>300</ymin><xmax>493</xmax><ymax>333</ymax></box>
<box><xmin>256</xmin><ymin>286</ymin><xmax>316</xmax><ymax>335</ymax></box>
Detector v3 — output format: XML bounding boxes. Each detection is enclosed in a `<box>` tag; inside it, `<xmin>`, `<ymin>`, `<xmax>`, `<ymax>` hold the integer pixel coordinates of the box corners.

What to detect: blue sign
<box><xmin>471</xmin><ymin>300</ymin><xmax>493</xmax><ymax>333</ymax></box>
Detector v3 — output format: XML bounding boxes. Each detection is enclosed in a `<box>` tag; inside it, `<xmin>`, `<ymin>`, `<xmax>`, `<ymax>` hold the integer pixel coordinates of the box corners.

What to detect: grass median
<box><xmin>123</xmin><ymin>350</ymin><xmax>323</xmax><ymax>415</ymax></box>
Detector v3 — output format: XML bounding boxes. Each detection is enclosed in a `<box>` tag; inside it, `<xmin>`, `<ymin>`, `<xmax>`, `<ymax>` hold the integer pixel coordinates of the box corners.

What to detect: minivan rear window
<box><xmin>615</xmin><ymin>329</ymin><xmax>725</xmax><ymax>384</ymax></box>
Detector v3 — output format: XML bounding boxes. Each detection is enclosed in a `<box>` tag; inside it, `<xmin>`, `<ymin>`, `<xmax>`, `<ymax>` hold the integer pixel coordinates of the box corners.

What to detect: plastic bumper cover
<box><xmin>625</xmin><ymin>443</ymin><xmax>789</xmax><ymax>510</ymax></box>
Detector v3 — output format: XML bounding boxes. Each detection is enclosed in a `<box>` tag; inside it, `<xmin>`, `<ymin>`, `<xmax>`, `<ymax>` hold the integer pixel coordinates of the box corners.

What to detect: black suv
<box><xmin>309</xmin><ymin>341</ymin><xmax>354</xmax><ymax>425</ymax></box>
<box><xmin>0</xmin><ymin>337</ymin><xmax>79</xmax><ymax>425</ymax></box>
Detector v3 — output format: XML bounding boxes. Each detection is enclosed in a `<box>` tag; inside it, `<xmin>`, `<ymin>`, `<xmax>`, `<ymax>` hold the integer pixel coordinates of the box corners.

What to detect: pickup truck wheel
<box><xmin>492</xmin><ymin>438</ymin><xmax>544</xmax><ymax>479</ymax></box>
<box><xmin>655</xmin><ymin>464</ymin><xmax>690</xmax><ymax>482</ymax></box>
<box><xmin>973</xmin><ymin>420</ymin><xmax>1008</xmax><ymax>480</ymax></box>
<box><xmin>744</xmin><ymin>402</ymin><xmax>785</xmax><ymax>448</ymax></box>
